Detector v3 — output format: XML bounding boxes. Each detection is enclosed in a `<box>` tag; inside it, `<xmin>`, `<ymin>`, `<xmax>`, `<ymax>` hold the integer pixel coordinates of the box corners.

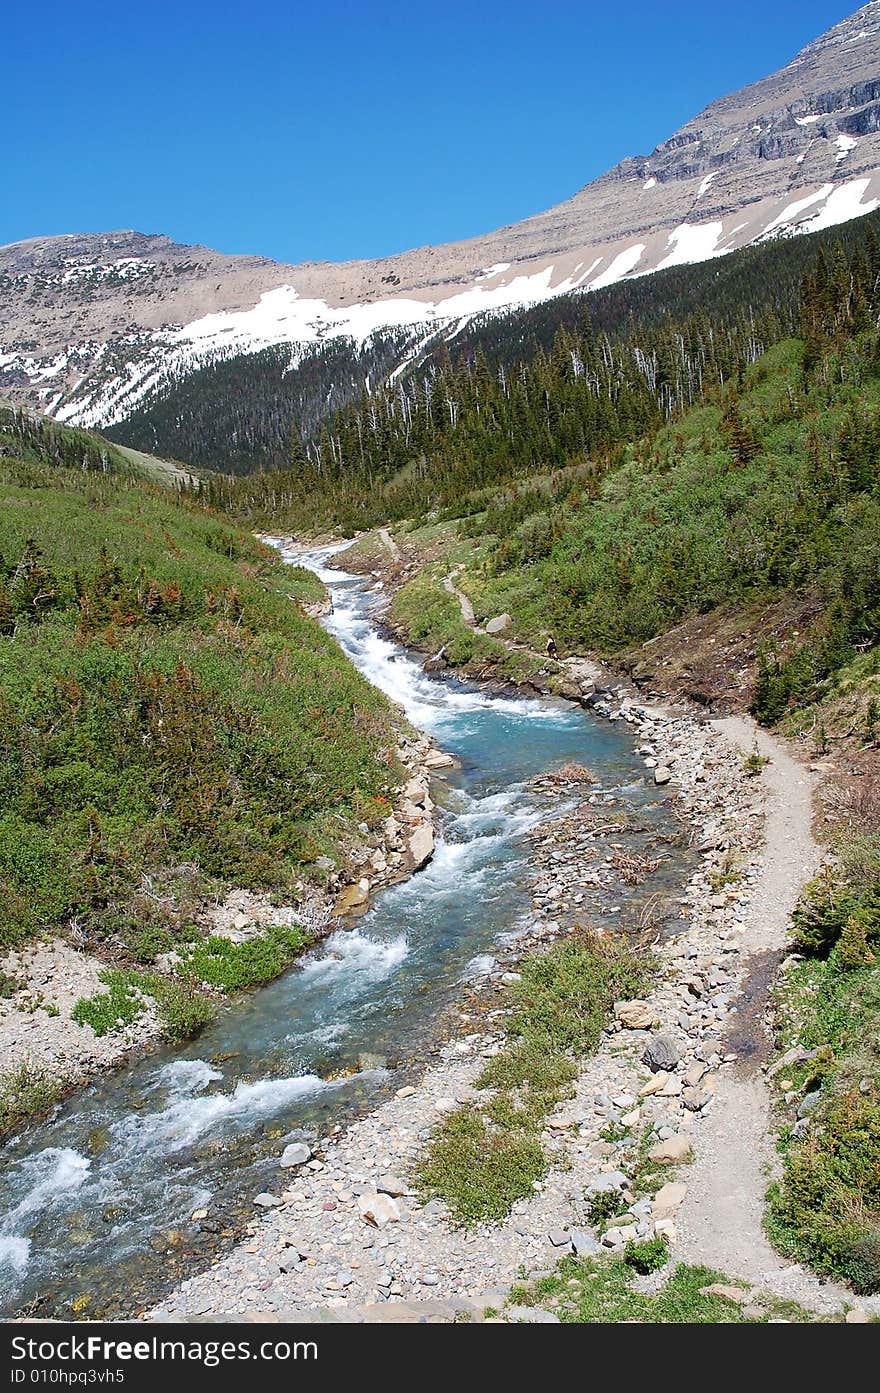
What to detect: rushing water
<box><xmin>0</xmin><ymin>544</ymin><xmax>673</xmax><ymax>1317</ymax></box>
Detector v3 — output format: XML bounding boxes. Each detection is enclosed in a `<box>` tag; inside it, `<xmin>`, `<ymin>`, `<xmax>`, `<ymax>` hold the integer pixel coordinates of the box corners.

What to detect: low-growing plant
<box><xmin>72</xmin><ymin>970</ymin><xmax>146</xmax><ymax>1036</ymax></box>
<box><xmin>587</xmin><ymin>1189</ymin><xmax>626</xmax><ymax>1225</ymax></box>
<box><xmin>0</xmin><ymin>1062</ymin><xmax>65</xmax><ymax>1139</ymax></box>
<box><xmin>624</xmin><ymin>1235</ymin><xmax>669</xmax><ymax>1274</ymax></box>
<box><xmin>177</xmin><ymin>924</ymin><xmax>312</xmax><ymax>993</ymax></box>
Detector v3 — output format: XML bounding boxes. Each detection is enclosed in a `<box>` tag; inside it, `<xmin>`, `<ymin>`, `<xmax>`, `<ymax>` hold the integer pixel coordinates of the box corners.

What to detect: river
<box><xmin>0</xmin><ymin>543</ymin><xmax>678</xmax><ymax>1318</ymax></box>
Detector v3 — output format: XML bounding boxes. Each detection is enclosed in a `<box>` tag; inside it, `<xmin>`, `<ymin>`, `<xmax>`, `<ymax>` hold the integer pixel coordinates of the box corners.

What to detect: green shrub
<box><xmin>588</xmin><ymin>1189</ymin><xmax>626</xmax><ymax>1225</ymax></box>
<box><xmin>841</xmin><ymin>1233</ymin><xmax>880</xmax><ymax>1295</ymax></box>
<box><xmin>791</xmin><ymin>870</ymin><xmax>860</xmax><ymax>956</ymax></box>
<box><xmin>505</xmin><ymin>928</ymin><xmax>651</xmax><ymax>1056</ymax></box>
<box><xmin>150</xmin><ymin>980</ymin><xmax>216</xmax><ymax>1041</ymax></box>
<box><xmin>178</xmin><ymin>924</ymin><xmax>311</xmax><ymax>992</ymax></box>
<box><xmin>72</xmin><ymin>970</ymin><xmax>146</xmax><ymax>1036</ymax></box>
<box><xmin>416</xmin><ymin>1105</ymin><xmax>546</xmax><ymax>1225</ymax></box>
<box><xmin>623</xmin><ymin>1236</ymin><xmax>669</xmax><ymax>1274</ymax></box>
<box><xmin>0</xmin><ymin>1062</ymin><xmax>64</xmax><ymax>1139</ymax></box>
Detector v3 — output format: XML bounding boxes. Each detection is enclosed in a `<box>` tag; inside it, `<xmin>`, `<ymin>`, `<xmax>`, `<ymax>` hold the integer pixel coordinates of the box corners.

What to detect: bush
<box><xmin>842</xmin><ymin>1233</ymin><xmax>880</xmax><ymax>1295</ymax></box>
<box><xmin>0</xmin><ymin>1062</ymin><xmax>64</xmax><ymax>1139</ymax></box>
<box><xmin>791</xmin><ymin>870</ymin><xmax>860</xmax><ymax>956</ymax></box>
<box><xmin>416</xmin><ymin>1105</ymin><xmax>546</xmax><ymax>1225</ymax></box>
<box><xmin>151</xmin><ymin>980</ymin><xmax>216</xmax><ymax>1041</ymax></box>
<box><xmin>72</xmin><ymin>970</ymin><xmax>145</xmax><ymax>1036</ymax></box>
<box><xmin>767</xmin><ymin>1090</ymin><xmax>880</xmax><ymax>1289</ymax></box>
<box><xmin>505</xmin><ymin>928</ymin><xmax>651</xmax><ymax>1056</ymax></box>
<box><xmin>624</xmin><ymin>1236</ymin><xmax>669</xmax><ymax>1274</ymax></box>
<box><xmin>178</xmin><ymin>924</ymin><xmax>312</xmax><ymax>993</ymax></box>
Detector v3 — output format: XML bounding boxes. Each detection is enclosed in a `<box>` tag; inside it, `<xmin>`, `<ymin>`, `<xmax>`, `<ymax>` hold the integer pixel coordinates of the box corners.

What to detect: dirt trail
<box><xmin>442</xmin><ymin>566</ymin><xmax>475</xmax><ymax>626</ymax></box>
<box><xmin>676</xmin><ymin>716</ymin><xmax>877</xmax><ymax>1312</ymax></box>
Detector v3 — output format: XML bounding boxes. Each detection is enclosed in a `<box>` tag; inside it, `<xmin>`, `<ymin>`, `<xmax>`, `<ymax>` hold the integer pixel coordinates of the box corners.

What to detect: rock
<box><xmin>643</xmin><ymin>1033</ymin><xmax>683</xmax><ymax>1072</ymax></box>
<box><xmin>614</xmin><ymin>999</ymin><xmax>659</xmax><ymax>1029</ymax></box>
<box><xmin>658</xmin><ymin>1076</ymin><xmax>683</xmax><ymax>1097</ymax></box>
<box><xmin>797</xmin><ymin>1089</ymin><xmax>822</xmax><ymax>1119</ymax></box>
<box><xmin>845</xmin><ymin>1308</ymin><xmax>871</xmax><ymax>1323</ymax></box>
<box><xmin>404</xmin><ymin>778</ymin><xmax>428</xmax><ymax>807</ymax></box>
<box><xmin>424</xmin><ymin>750</ymin><xmax>455</xmax><ymax>769</ymax></box>
<box><xmin>334</xmin><ymin>880</ymin><xmax>370</xmax><ymax>915</ymax></box>
<box><xmin>506</xmin><ymin>1306</ymin><xmax>560</xmax><ymax>1324</ymax></box>
<box><xmin>484</xmin><ymin>613</ymin><xmax>512</xmax><ymax>635</ymax></box>
<box><xmin>570</xmin><ymin>1229</ymin><xmax>601</xmax><ymax>1257</ymax></box>
<box><xmin>682</xmin><ymin>1087</ymin><xmax>712</xmax><ymax>1111</ymax></box>
<box><xmin>585</xmin><ymin>1170</ymin><xmax>629</xmax><ymax>1195</ymax></box>
<box><xmin>395</xmin><ymin>1085</ymin><xmax>417</xmax><ymax>1098</ymax></box>
<box><xmin>653</xmin><ymin>1218</ymin><xmax>677</xmax><ymax>1241</ymax></box>
<box><xmin>648</xmin><ymin>1135</ymin><xmax>693</xmax><ymax>1165</ymax></box>
<box><xmin>639</xmin><ymin>1071</ymin><xmax>669</xmax><ymax>1096</ymax></box>
<box><xmin>651</xmin><ymin>1183</ymin><xmax>687</xmax><ymax>1220</ymax></box>
<box><xmin>358</xmin><ymin>1192</ymin><xmax>401</xmax><ymax>1228</ymax></box>
<box><xmin>654</xmin><ymin>766</ymin><xmax>672</xmax><ymax>786</ymax></box>
<box><xmin>683</xmin><ymin>1062</ymin><xmax>707</xmax><ymax>1087</ymax></box>
<box><xmin>548</xmin><ymin>1229</ymin><xmax>570</xmax><ymax>1247</ymax></box>
<box><xmin>253</xmin><ymin>1193</ymin><xmax>282</xmax><ymax>1208</ymax></box>
<box><xmin>280</xmin><ymin>1143</ymin><xmax>312</xmax><ymax>1168</ymax></box>
<box><xmin>699</xmin><ymin>1284</ymin><xmax>748</xmax><ymax>1304</ymax></box>
<box><xmin>407</xmin><ymin>823</ymin><xmax>435</xmax><ymax>870</ymax></box>
<box><xmin>766</xmin><ymin>1046</ymin><xmax>811</xmax><ymax>1080</ymax></box>
<box><xmin>376</xmin><ymin>1175</ymin><xmax>407</xmax><ymax>1197</ymax></box>
<box><xmin>621</xmin><ymin>1108</ymin><xmax>640</xmax><ymax>1127</ymax></box>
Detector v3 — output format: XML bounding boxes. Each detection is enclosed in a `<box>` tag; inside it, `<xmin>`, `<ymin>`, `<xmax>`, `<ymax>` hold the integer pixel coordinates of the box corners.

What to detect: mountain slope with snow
<box><xmin>3</xmin><ymin>3</ymin><xmax>880</xmax><ymax>440</ymax></box>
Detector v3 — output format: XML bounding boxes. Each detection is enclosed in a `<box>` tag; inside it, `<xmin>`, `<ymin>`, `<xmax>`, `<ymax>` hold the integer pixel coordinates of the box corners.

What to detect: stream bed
<box><xmin>0</xmin><ymin>544</ymin><xmax>684</xmax><ymax>1318</ymax></box>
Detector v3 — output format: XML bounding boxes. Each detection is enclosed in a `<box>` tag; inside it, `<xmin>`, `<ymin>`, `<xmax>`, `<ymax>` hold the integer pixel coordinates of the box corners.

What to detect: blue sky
<box><xmin>2</xmin><ymin>0</ymin><xmax>858</xmax><ymax>262</ymax></box>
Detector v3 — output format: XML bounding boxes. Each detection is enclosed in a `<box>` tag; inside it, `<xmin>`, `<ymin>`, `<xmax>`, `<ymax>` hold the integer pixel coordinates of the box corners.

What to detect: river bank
<box><xmin>149</xmin><ymin>681</ymin><xmax>791</xmax><ymax>1319</ymax></box>
<box><xmin>2</xmin><ymin>545</ymin><xmax>673</xmax><ymax>1320</ymax></box>
<box><xmin>148</xmin><ymin>537</ymin><xmax>880</xmax><ymax>1323</ymax></box>
<box><xmin>0</xmin><ymin>621</ymin><xmax>447</xmax><ymax>1137</ymax></box>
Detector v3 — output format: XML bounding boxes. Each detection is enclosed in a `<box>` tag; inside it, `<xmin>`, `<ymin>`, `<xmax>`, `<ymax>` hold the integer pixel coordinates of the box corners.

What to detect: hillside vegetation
<box><xmin>0</xmin><ymin>408</ymin><xmax>400</xmax><ymax>968</ymax></box>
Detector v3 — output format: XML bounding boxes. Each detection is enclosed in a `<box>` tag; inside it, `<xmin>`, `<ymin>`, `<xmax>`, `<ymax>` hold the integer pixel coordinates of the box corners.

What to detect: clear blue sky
<box><xmin>2</xmin><ymin>0</ymin><xmax>858</xmax><ymax>263</ymax></box>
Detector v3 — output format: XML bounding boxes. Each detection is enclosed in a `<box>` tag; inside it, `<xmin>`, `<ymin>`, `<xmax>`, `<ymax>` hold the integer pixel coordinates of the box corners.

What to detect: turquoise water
<box><xmin>0</xmin><ymin>546</ymin><xmax>671</xmax><ymax>1317</ymax></box>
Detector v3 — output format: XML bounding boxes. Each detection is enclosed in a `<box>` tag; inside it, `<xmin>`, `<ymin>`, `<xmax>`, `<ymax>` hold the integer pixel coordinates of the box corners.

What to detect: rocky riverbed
<box><xmin>152</xmin><ymin>686</ymin><xmax>831</xmax><ymax>1323</ymax></box>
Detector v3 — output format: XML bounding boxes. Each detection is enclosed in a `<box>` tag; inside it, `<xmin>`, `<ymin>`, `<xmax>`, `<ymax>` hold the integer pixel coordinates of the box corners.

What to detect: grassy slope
<box><xmin>0</xmin><ymin>417</ymin><xmax>401</xmax><ymax>967</ymax></box>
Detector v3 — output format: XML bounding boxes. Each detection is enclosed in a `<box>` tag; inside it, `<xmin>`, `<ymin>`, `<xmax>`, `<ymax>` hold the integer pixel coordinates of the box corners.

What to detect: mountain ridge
<box><xmin>4</xmin><ymin>3</ymin><xmax>880</xmax><ymax>442</ymax></box>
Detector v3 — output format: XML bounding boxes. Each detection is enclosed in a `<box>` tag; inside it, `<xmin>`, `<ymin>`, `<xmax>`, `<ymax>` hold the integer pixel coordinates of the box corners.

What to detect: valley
<box><xmin>3</xmin><ymin>0</ymin><xmax>880</xmax><ymax>1333</ymax></box>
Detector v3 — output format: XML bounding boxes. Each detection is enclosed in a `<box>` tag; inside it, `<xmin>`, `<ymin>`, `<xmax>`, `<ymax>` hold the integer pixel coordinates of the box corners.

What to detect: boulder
<box><xmin>651</xmin><ymin>1182</ymin><xmax>687</xmax><ymax>1220</ymax></box>
<box><xmin>570</xmin><ymin>1229</ymin><xmax>601</xmax><ymax>1257</ymax></box>
<box><xmin>614</xmin><ymin>999</ymin><xmax>659</xmax><ymax>1029</ymax></box>
<box><xmin>797</xmin><ymin>1088</ymin><xmax>823</xmax><ymax>1119</ymax></box>
<box><xmin>643</xmin><ymin>1032</ymin><xmax>683</xmax><ymax>1072</ymax></box>
<box><xmin>404</xmin><ymin>778</ymin><xmax>429</xmax><ymax>807</ymax></box>
<box><xmin>424</xmin><ymin>750</ymin><xmax>455</xmax><ymax>769</ymax></box>
<box><xmin>358</xmin><ymin>1192</ymin><xmax>401</xmax><ymax>1228</ymax></box>
<box><xmin>280</xmin><ymin>1143</ymin><xmax>311</xmax><ymax>1168</ymax></box>
<box><xmin>585</xmin><ymin>1169</ymin><xmax>629</xmax><ymax>1195</ymax></box>
<box><xmin>407</xmin><ymin>822</ymin><xmax>435</xmax><ymax>870</ymax></box>
<box><xmin>654</xmin><ymin>766</ymin><xmax>672</xmax><ymax>786</ymax></box>
<box><xmin>485</xmin><ymin>613</ymin><xmax>512</xmax><ymax>635</ymax></box>
<box><xmin>699</xmin><ymin>1284</ymin><xmax>748</xmax><ymax>1305</ymax></box>
<box><xmin>253</xmin><ymin>1193</ymin><xmax>282</xmax><ymax>1208</ymax></box>
<box><xmin>334</xmin><ymin>880</ymin><xmax>371</xmax><ymax>916</ymax></box>
<box><xmin>376</xmin><ymin>1175</ymin><xmax>407</xmax><ymax>1197</ymax></box>
<box><xmin>506</xmin><ymin>1307</ymin><xmax>560</xmax><ymax>1324</ymax></box>
<box><xmin>648</xmin><ymin>1135</ymin><xmax>693</xmax><ymax>1165</ymax></box>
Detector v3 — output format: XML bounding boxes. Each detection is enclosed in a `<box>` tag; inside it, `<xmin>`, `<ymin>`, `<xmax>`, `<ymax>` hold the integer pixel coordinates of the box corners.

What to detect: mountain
<box><xmin>3</xmin><ymin>2</ymin><xmax>880</xmax><ymax>457</ymax></box>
